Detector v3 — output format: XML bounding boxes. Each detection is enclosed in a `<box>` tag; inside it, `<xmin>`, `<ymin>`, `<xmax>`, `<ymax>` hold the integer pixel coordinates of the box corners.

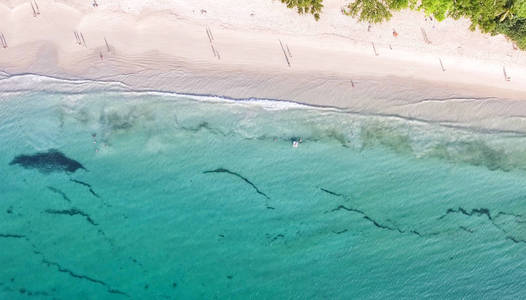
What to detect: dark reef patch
<box><xmin>331</xmin><ymin>204</ymin><xmax>429</xmax><ymax>237</ymax></box>
<box><xmin>47</xmin><ymin>186</ymin><xmax>72</xmax><ymax>203</ymax></box>
<box><xmin>265</xmin><ymin>233</ymin><xmax>285</xmax><ymax>243</ymax></box>
<box><xmin>9</xmin><ymin>149</ymin><xmax>86</xmax><ymax>174</ymax></box>
<box><xmin>438</xmin><ymin>206</ymin><xmax>526</xmax><ymax>244</ymax></box>
<box><xmin>42</xmin><ymin>259</ymin><xmax>129</xmax><ymax>297</ymax></box>
<box><xmin>320</xmin><ymin>187</ymin><xmax>345</xmax><ymax>197</ymax></box>
<box><xmin>203</xmin><ymin>168</ymin><xmax>270</xmax><ymax>200</ymax></box>
<box><xmin>0</xmin><ymin>234</ymin><xmax>25</xmax><ymax>239</ymax></box>
<box><xmin>70</xmin><ymin>179</ymin><xmax>100</xmax><ymax>198</ymax></box>
<box><xmin>438</xmin><ymin>207</ymin><xmax>492</xmax><ymax>221</ymax></box>
<box><xmin>332</xmin><ymin>205</ymin><xmax>414</xmax><ymax>235</ymax></box>
<box><xmin>180</xmin><ymin>121</ymin><xmax>226</xmax><ymax>136</ymax></box>
<box><xmin>506</xmin><ymin>236</ymin><xmax>526</xmax><ymax>244</ymax></box>
<box><xmin>0</xmin><ymin>285</ymin><xmax>50</xmax><ymax>297</ymax></box>
<box><xmin>44</xmin><ymin>208</ymin><xmax>98</xmax><ymax>226</ymax></box>
<box><xmin>322</xmin><ymin>188</ymin><xmax>526</xmax><ymax>243</ymax></box>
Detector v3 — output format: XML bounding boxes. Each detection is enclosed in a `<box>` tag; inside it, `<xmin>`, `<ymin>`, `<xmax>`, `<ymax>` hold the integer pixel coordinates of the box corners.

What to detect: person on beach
<box><xmin>392</xmin><ymin>29</ymin><xmax>398</xmax><ymax>38</ymax></box>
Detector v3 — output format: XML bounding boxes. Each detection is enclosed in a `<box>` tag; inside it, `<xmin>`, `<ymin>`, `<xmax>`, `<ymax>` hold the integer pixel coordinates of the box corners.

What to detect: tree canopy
<box><xmin>280</xmin><ymin>0</ymin><xmax>324</xmax><ymax>21</ymax></box>
<box><xmin>280</xmin><ymin>0</ymin><xmax>526</xmax><ymax>49</ymax></box>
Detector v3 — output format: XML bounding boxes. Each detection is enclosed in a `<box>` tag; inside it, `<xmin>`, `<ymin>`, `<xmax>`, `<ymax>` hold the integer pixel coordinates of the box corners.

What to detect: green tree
<box><xmin>280</xmin><ymin>0</ymin><xmax>324</xmax><ymax>21</ymax></box>
<box><xmin>281</xmin><ymin>0</ymin><xmax>526</xmax><ymax>49</ymax></box>
<box><xmin>343</xmin><ymin>0</ymin><xmax>416</xmax><ymax>23</ymax></box>
<box><xmin>518</xmin><ymin>0</ymin><xmax>526</xmax><ymax>17</ymax></box>
<box><xmin>419</xmin><ymin>0</ymin><xmax>453</xmax><ymax>21</ymax></box>
<box><xmin>344</xmin><ymin>0</ymin><xmax>393</xmax><ymax>23</ymax></box>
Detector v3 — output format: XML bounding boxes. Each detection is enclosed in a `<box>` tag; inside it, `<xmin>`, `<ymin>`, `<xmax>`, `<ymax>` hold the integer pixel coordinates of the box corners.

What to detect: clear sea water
<box><xmin>2</xmin><ymin>82</ymin><xmax>526</xmax><ymax>299</ymax></box>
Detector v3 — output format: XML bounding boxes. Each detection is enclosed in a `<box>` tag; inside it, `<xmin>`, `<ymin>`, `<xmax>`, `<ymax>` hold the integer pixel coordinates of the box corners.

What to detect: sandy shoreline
<box><xmin>1</xmin><ymin>0</ymin><xmax>526</xmax><ymax>132</ymax></box>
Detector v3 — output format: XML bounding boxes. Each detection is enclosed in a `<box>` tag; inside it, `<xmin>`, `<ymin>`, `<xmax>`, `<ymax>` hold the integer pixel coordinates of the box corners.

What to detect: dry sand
<box><xmin>1</xmin><ymin>0</ymin><xmax>526</xmax><ymax>132</ymax></box>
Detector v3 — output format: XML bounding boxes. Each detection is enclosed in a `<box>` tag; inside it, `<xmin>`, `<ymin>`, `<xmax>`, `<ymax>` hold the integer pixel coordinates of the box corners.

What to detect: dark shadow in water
<box><xmin>9</xmin><ymin>149</ymin><xmax>86</xmax><ymax>174</ymax></box>
<box><xmin>0</xmin><ymin>284</ymin><xmax>50</xmax><ymax>297</ymax></box>
<box><xmin>322</xmin><ymin>187</ymin><xmax>526</xmax><ymax>245</ymax></box>
<box><xmin>322</xmin><ymin>187</ymin><xmax>437</xmax><ymax>238</ymax></box>
<box><xmin>180</xmin><ymin>121</ymin><xmax>228</xmax><ymax>136</ymax></box>
<box><xmin>203</xmin><ymin>168</ymin><xmax>270</xmax><ymax>200</ymax></box>
<box><xmin>265</xmin><ymin>233</ymin><xmax>285</xmax><ymax>243</ymax></box>
<box><xmin>331</xmin><ymin>205</ymin><xmax>425</xmax><ymax>237</ymax></box>
<box><xmin>69</xmin><ymin>179</ymin><xmax>100</xmax><ymax>198</ymax></box>
<box><xmin>0</xmin><ymin>234</ymin><xmax>25</xmax><ymax>239</ymax></box>
<box><xmin>44</xmin><ymin>208</ymin><xmax>98</xmax><ymax>226</ymax></box>
<box><xmin>41</xmin><ymin>259</ymin><xmax>129</xmax><ymax>297</ymax></box>
<box><xmin>438</xmin><ymin>206</ymin><xmax>526</xmax><ymax>244</ymax></box>
<box><xmin>0</xmin><ymin>228</ymin><xmax>125</xmax><ymax>297</ymax></box>
<box><xmin>47</xmin><ymin>186</ymin><xmax>72</xmax><ymax>203</ymax></box>
<box><xmin>319</xmin><ymin>188</ymin><xmax>344</xmax><ymax>197</ymax></box>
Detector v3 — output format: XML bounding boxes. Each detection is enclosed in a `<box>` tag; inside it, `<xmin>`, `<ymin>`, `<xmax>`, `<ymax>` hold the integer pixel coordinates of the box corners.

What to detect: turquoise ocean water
<box><xmin>2</xmin><ymin>83</ymin><xmax>526</xmax><ymax>299</ymax></box>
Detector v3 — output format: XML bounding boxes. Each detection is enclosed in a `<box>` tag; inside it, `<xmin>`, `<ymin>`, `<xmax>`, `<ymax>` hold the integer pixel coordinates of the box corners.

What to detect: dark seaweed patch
<box><xmin>438</xmin><ymin>207</ymin><xmax>492</xmax><ymax>221</ymax></box>
<box><xmin>506</xmin><ymin>236</ymin><xmax>526</xmax><ymax>244</ymax></box>
<box><xmin>181</xmin><ymin>121</ymin><xmax>226</xmax><ymax>136</ymax></box>
<box><xmin>323</xmin><ymin>187</ymin><xmax>434</xmax><ymax>237</ymax></box>
<box><xmin>42</xmin><ymin>259</ymin><xmax>128</xmax><ymax>297</ymax></box>
<box><xmin>320</xmin><ymin>187</ymin><xmax>345</xmax><ymax>197</ymax></box>
<box><xmin>330</xmin><ymin>205</ymin><xmax>366</xmax><ymax>215</ymax></box>
<box><xmin>44</xmin><ymin>208</ymin><xmax>97</xmax><ymax>226</ymax></box>
<box><xmin>438</xmin><ymin>206</ymin><xmax>526</xmax><ymax>244</ymax></box>
<box><xmin>203</xmin><ymin>168</ymin><xmax>270</xmax><ymax>200</ymax></box>
<box><xmin>70</xmin><ymin>179</ymin><xmax>100</xmax><ymax>198</ymax></box>
<box><xmin>0</xmin><ymin>234</ymin><xmax>25</xmax><ymax>239</ymax></box>
<box><xmin>0</xmin><ymin>285</ymin><xmax>50</xmax><ymax>297</ymax></box>
<box><xmin>9</xmin><ymin>149</ymin><xmax>86</xmax><ymax>174</ymax></box>
<box><xmin>265</xmin><ymin>233</ymin><xmax>285</xmax><ymax>242</ymax></box>
<box><xmin>331</xmin><ymin>205</ymin><xmax>426</xmax><ymax>237</ymax></box>
<box><xmin>47</xmin><ymin>186</ymin><xmax>71</xmax><ymax>203</ymax></box>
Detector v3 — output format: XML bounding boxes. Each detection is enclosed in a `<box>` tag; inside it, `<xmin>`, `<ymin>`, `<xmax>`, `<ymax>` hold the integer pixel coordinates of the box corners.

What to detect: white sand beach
<box><xmin>1</xmin><ymin>0</ymin><xmax>526</xmax><ymax>132</ymax></box>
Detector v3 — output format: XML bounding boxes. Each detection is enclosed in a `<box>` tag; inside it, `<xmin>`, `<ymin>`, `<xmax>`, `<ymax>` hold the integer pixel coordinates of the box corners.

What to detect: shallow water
<box><xmin>2</xmin><ymin>88</ymin><xmax>526</xmax><ymax>299</ymax></box>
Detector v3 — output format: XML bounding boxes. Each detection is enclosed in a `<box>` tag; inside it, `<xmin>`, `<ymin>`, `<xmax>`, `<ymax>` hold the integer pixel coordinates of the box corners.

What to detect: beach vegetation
<box><xmin>344</xmin><ymin>0</ymin><xmax>393</xmax><ymax>23</ymax></box>
<box><xmin>282</xmin><ymin>0</ymin><xmax>526</xmax><ymax>49</ymax></box>
<box><xmin>280</xmin><ymin>0</ymin><xmax>324</xmax><ymax>20</ymax></box>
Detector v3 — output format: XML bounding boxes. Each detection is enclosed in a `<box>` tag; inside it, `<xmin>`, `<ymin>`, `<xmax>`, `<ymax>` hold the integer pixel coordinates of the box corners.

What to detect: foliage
<box><xmin>497</xmin><ymin>17</ymin><xmax>526</xmax><ymax>48</ymax></box>
<box><xmin>281</xmin><ymin>0</ymin><xmax>526</xmax><ymax>49</ymax></box>
<box><xmin>280</xmin><ymin>0</ymin><xmax>324</xmax><ymax>21</ymax></box>
<box><xmin>518</xmin><ymin>1</ymin><xmax>526</xmax><ymax>18</ymax></box>
<box><xmin>343</xmin><ymin>0</ymin><xmax>417</xmax><ymax>23</ymax></box>
<box><xmin>419</xmin><ymin>0</ymin><xmax>452</xmax><ymax>21</ymax></box>
<box><xmin>345</xmin><ymin>0</ymin><xmax>393</xmax><ymax>23</ymax></box>
<box><xmin>418</xmin><ymin>0</ymin><xmax>526</xmax><ymax>48</ymax></box>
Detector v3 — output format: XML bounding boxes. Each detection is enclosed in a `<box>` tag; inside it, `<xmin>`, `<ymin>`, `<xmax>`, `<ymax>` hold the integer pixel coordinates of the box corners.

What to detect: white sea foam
<box><xmin>0</xmin><ymin>73</ymin><xmax>329</xmax><ymax>112</ymax></box>
<box><xmin>0</xmin><ymin>73</ymin><xmax>131</xmax><ymax>94</ymax></box>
